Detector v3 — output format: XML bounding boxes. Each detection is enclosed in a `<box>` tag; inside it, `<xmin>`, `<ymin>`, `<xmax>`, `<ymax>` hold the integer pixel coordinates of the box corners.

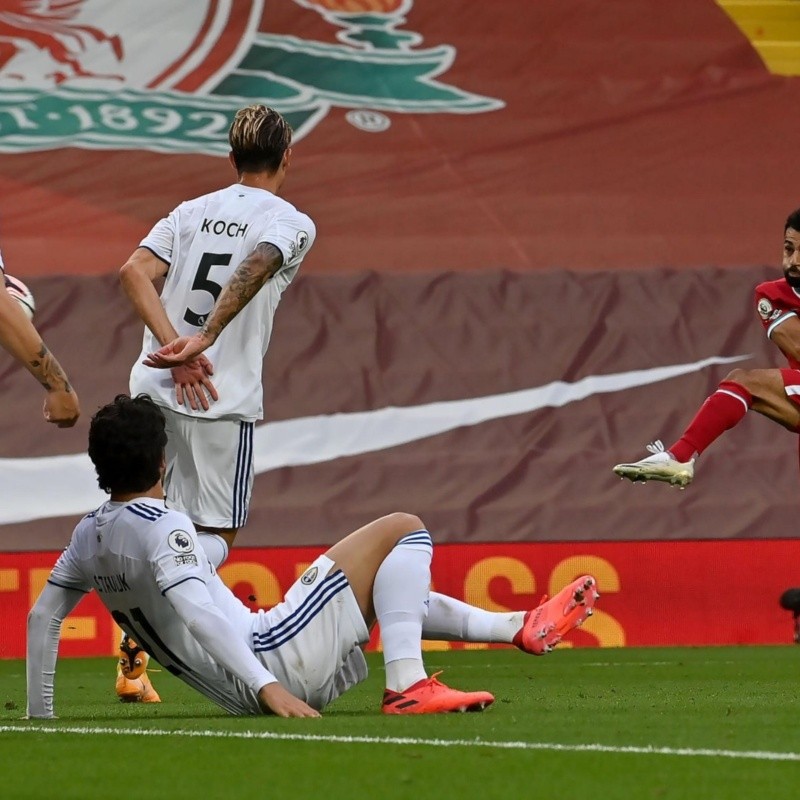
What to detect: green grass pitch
<box><xmin>2</xmin><ymin>646</ymin><xmax>800</xmax><ymax>799</ymax></box>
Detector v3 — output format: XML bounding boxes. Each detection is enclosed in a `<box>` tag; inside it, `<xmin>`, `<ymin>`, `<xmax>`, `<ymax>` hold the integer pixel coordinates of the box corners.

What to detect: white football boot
<box><xmin>612</xmin><ymin>440</ymin><xmax>694</xmax><ymax>488</ymax></box>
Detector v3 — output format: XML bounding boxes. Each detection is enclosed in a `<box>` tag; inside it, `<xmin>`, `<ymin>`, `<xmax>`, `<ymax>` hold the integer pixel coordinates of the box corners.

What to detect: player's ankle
<box><xmin>385</xmin><ymin>658</ymin><xmax>427</xmax><ymax>692</ymax></box>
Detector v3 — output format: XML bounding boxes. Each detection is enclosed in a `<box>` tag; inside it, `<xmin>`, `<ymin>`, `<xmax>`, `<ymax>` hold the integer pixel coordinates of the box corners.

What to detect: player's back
<box><xmin>130</xmin><ymin>184</ymin><xmax>315</xmax><ymax>420</ymax></box>
<box><xmin>57</xmin><ymin>499</ymin><xmax>261</xmax><ymax>715</ymax></box>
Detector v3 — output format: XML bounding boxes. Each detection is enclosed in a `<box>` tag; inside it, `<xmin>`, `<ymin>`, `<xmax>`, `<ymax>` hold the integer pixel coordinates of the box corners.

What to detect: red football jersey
<box><xmin>754</xmin><ymin>278</ymin><xmax>800</xmax><ymax>368</ymax></box>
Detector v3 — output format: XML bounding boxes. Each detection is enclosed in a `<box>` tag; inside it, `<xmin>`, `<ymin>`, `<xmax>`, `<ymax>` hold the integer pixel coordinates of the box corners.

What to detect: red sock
<box><xmin>667</xmin><ymin>380</ymin><xmax>752</xmax><ymax>462</ymax></box>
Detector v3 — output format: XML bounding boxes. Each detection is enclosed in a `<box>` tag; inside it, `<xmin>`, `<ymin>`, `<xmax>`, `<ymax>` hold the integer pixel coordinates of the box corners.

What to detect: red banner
<box><xmin>1</xmin><ymin>539</ymin><xmax>797</xmax><ymax>659</ymax></box>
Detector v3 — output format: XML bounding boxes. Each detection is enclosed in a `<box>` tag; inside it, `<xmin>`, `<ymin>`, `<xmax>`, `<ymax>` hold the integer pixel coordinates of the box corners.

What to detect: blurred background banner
<box><xmin>3</xmin><ymin>537</ymin><xmax>798</xmax><ymax>657</ymax></box>
<box><xmin>2</xmin><ymin>0</ymin><xmax>800</xmax><ymax>572</ymax></box>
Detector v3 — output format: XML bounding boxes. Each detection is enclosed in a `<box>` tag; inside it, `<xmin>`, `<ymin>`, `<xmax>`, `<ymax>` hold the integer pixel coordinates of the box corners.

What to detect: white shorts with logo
<box><xmin>161</xmin><ymin>406</ymin><xmax>254</xmax><ymax>529</ymax></box>
<box><xmin>251</xmin><ymin>555</ymin><xmax>370</xmax><ymax>711</ymax></box>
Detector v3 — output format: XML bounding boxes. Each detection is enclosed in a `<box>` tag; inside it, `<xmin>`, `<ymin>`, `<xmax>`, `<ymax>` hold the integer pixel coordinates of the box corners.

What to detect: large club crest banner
<box><xmin>0</xmin><ymin>0</ymin><xmax>501</xmax><ymax>154</ymax></box>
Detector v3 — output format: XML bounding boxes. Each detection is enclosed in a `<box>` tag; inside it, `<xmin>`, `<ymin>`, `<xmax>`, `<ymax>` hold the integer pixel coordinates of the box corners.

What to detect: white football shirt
<box><xmin>130</xmin><ymin>184</ymin><xmax>315</xmax><ymax>420</ymax></box>
<box><xmin>48</xmin><ymin>498</ymin><xmax>269</xmax><ymax>715</ymax></box>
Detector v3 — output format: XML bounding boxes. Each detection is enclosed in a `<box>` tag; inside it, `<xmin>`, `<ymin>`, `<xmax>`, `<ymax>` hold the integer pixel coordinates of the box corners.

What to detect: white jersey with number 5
<box><xmin>130</xmin><ymin>184</ymin><xmax>315</xmax><ymax>421</ymax></box>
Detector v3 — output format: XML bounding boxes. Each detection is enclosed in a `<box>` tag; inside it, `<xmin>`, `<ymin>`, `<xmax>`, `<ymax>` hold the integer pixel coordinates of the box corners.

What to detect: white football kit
<box><xmin>128</xmin><ymin>185</ymin><xmax>315</xmax><ymax>527</ymax></box>
<box><xmin>27</xmin><ymin>499</ymin><xmax>368</xmax><ymax>718</ymax></box>
<box><xmin>130</xmin><ymin>184</ymin><xmax>315</xmax><ymax>421</ymax></box>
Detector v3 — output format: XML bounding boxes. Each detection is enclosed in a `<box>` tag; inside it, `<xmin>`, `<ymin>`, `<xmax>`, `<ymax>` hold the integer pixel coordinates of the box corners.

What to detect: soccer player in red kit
<box><xmin>614</xmin><ymin>207</ymin><xmax>800</xmax><ymax>487</ymax></box>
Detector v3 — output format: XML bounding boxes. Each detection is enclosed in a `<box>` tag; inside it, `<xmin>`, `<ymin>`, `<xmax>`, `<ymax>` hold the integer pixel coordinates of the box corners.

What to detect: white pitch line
<box><xmin>581</xmin><ymin>662</ymin><xmax>736</xmax><ymax>668</ymax></box>
<box><xmin>0</xmin><ymin>725</ymin><xmax>798</xmax><ymax>762</ymax></box>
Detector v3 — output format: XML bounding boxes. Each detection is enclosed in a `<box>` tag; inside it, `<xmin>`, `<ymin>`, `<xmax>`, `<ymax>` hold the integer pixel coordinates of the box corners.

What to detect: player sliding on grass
<box><xmin>614</xmin><ymin>207</ymin><xmax>800</xmax><ymax>488</ymax></box>
<box><xmin>27</xmin><ymin>394</ymin><xmax>599</xmax><ymax>717</ymax></box>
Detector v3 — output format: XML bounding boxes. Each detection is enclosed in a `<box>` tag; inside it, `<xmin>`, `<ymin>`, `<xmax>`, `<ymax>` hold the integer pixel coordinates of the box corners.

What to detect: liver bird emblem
<box><xmin>0</xmin><ymin>0</ymin><xmax>123</xmax><ymax>83</ymax></box>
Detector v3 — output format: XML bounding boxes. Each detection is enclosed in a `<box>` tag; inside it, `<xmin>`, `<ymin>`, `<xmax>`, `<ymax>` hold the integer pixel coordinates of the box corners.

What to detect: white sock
<box><xmin>423</xmin><ymin>592</ymin><xmax>524</xmax><ymax>643</ymax></box>
<box><xmin>198</xmin><ymin>532</ymin><xmax>229</xmax><ymax>570</ymax></box>
<box><xmin>373</xmin><ymin>530</ymin><xmax>433</xmax><ymax>692</ymax></box>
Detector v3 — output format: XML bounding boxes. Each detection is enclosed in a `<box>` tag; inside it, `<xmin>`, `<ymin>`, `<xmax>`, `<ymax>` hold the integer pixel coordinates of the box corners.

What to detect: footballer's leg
<box><xmin>423</xmin><ymin>577</ymin><xmax>599</xmax><ymax>655</ymax></box>
<box><xmin>196</xmin><ymin>529</ymin><xmax>234</xmax><ymax>569</ymax></box>
<box><xmin>326</xmin><ymin>514</ymin><xmax>494</xmax><ymax>714</ymax></box>
<box><xmin>614</xmin><ymin>368</ymin><xmax>800</xmax><ymax>487</ymax></box>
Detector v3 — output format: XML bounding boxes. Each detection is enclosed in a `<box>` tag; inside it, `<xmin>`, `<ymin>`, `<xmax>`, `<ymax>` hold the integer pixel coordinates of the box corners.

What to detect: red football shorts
<box><xmin>781</xmin><ymin>368</ymin><xmax>800</xmax><ymax>407</ymax></box>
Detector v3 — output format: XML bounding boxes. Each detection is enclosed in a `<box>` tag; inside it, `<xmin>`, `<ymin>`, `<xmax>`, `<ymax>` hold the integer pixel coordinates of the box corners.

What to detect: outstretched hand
<box><xmin>258</xmin><ymin>682</ymin><xmax>321</xmax><ymax>718</ymax></box>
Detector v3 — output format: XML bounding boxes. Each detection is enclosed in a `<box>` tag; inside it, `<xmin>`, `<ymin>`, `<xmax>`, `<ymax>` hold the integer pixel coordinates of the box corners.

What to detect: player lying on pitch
<box><xmin>27</xmin><ymin>394</ymin><xmax>598</xmax><ymax>717</ymax></box>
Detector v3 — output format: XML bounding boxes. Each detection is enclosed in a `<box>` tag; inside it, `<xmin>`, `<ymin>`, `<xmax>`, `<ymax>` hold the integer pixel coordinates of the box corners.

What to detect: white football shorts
<box><xmin>161</xmin><ymin>406</ymin><xmax>254</xmax><ymax>529</ymax></box>
<box><xmin>252</xmin><ymin>555</ymin><xmax>370</xmax><ymax>711</ymax></box>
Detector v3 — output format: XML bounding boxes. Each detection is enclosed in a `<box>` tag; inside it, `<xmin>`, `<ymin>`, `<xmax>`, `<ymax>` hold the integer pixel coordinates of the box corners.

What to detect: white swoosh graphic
<box><xmin>0</xmin><ymin>355</ymin><xmax>748</xmax><ymax>525</ymax></box>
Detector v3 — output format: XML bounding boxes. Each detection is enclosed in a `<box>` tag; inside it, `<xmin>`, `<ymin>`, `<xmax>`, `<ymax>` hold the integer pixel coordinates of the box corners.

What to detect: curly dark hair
<box><xmin>786</xmin><ymin>208</ymin><xmax>800</xmax><ymax>235</ymax></box>
<box><xmin>88</xmin><ymin>394</ymin><xmax>167</xmax><ymax>494</ymax></box>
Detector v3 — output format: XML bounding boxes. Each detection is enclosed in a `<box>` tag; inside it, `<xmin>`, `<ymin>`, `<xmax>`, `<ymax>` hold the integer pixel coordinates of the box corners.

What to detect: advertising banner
<box><xmin>2</xmin><ymin>538</ymin><xmax>797</xmax><ymax>658</ymax></box>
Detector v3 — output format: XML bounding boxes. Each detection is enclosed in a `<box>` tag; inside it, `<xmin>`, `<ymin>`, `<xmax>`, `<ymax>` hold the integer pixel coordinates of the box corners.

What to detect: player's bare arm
<box><xmin>32</xmin><ymin>343</ymin><xmax>82</xmax><ymax>427</ymax></box>
<box><xmin>0</xmin><ymin>289</ymin><xmax>80</xmax><ymax>426</ymax></box>
<box><xmin>144</xmin><ymin>242</ymin><xmax>283</xmax><ymax>368</ymax></box>
<box><xmin>0</xmin><ymin>289</ymin><xmax>72</xmax><ymax>390</ymax></box>
<box><xmin>29</xmin><ymin>342</ymin><xmax>72</xmax><ymax>393</ymax></box>
<box><xmin>119</xmin><ymin>247</ymin><xmax>176</xmax><ymax>346</ymax></box>
<box><xmin>200</xmin><ymin>241</ymin><xmax>284</xmax><ymax>342</ymax></box>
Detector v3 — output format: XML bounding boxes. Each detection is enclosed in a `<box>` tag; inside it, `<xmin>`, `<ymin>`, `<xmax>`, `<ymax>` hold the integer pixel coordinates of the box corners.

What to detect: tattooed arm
<box><xmin>199</xmin><ymin>242</ymin><xmax>284</xmax><ymax>342</ymax></box>
<box><xmin>143</xmin><ymin>242</ymin><xmax>284</xmax><ymax>368</ymax></box>
<box><xmin>0</xmin><ymin>285</ymin><xmax>80</xmax><ymax>427</ymax></box>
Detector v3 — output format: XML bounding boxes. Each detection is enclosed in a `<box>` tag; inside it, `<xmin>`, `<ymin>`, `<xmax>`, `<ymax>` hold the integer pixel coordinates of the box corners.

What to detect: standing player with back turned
<box><xmin>117</xmin><ymin>104</ymin><xmax>315</xmax><ymax>702</ymax></box>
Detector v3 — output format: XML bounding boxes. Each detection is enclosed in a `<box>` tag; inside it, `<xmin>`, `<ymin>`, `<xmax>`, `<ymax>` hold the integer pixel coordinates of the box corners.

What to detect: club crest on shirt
<box><xmin>757</xmin><ymin>298</ymin><xmax>773</xmax><ymax>320</ymax></box>
<box><xmin>301</xmin><ymin>566</ymin><xmax>319</xmax><ymax>585</ymax></box>
<box><xmin>288</xmin><ymin>230</ymin><xmax>310</xmax><ymax>261</ymax></box>
<box><xmin>168</xmin><ymin>530</ymin><xmax>194</xmax><ymax>553</ymax></box>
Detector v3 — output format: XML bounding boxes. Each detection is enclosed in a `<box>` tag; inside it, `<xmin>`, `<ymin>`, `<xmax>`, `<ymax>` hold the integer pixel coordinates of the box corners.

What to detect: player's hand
<box><xmin>43</xmin><ymin>388</ymin><xmax>80</xmax><ymax>428</ymax></box>
<box><xmin>170</xmin><ymin>360</ymin><xmax>219</xmax><ymax>412</ymax></box>
<box><xmin>257</xmin><ymin>682</ymin><xmax>321</xmax><ymax>718</ymax></box>
<box><xmin>144</xmin><ymin>334</ymin><xmax>214</xmax><ymax>369</ymax></box>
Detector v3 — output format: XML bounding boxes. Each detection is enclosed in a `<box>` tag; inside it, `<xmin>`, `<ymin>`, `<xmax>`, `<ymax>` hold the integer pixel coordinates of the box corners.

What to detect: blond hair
<box><xmin>229</xmin><ymin>105</ymin><xmax>292</xmax><ymax>174</ymax></box>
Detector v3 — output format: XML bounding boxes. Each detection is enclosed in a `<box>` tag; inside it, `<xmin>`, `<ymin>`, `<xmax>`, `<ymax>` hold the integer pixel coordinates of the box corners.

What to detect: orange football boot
<box><xmin>115</xmin><ymin>636</ymin><xmax>161</xmax><ymax>703</ymax></box>
<box><xmin>513</xmin><ymin>575</ymin><xmax>599</xmax><ymax>655</ymax></box>
<box><xmin>382</xmin><ymin>672</ymin><xmax>494</xmax><ymax>714</ymax></box>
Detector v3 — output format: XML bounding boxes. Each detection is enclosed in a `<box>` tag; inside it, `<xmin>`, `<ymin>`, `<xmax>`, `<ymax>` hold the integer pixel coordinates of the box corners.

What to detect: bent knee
<box><xmin>724</xmin><ymin>367</ymin><xmax>773</xmax><ymax>391</ymax></box>
<box><xmin>724</xmin><ymin>367</ymin><xmax>750</xmax><ymax>386</ymax></box>
<box><xmin>382</xmin><ymin>511</ymin><xmax>426</xmax><ymax>535</ymax></box>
